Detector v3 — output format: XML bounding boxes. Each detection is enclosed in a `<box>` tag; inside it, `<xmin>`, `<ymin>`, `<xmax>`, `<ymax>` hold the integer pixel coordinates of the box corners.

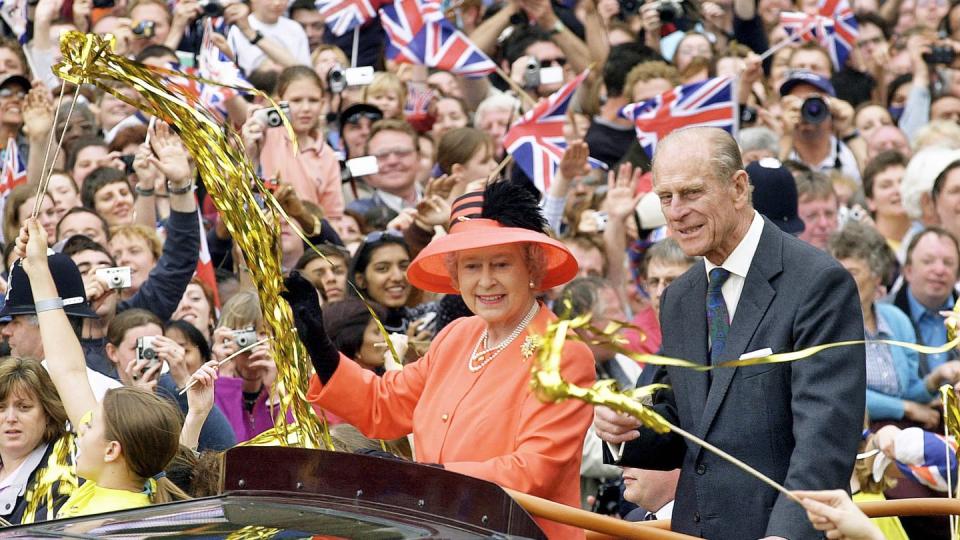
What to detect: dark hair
<box><xmin>887</xmin><ymin>74</ymin><xmax>914</xmax><ymax>110</ymax></box>
<box><xmin>165</xmin><ymin>446</ymin><xmax>223</xmax><ymax>497</ymax></box>
<box><xmin>81</xmin><ymin>167</ymin><xmax>129</xmax><ymax>210</ymax></box>
<box><xmin>61</xmin><ymin>234</ymin><xmax>116</xmax><ymax>265</ymax></box>
<box><xmin>856</xmin><ymin>12</ymin><xmax>891</xmax><ymax>40</ymax></box>
<box><xmin>933</xmin><ymin>160</ymin><xmax>960</xmax><ymax>203</ymax></box>
<box><xmin>561</xmin><ymin>276</ymin><xmax>615</xmax><ymax>318</ymax></box>
<box><xmin>288</xmin><ymin>0</ymin><xmax>317</xmax><ymax>16</ymax></box>
<box><xmin>107</xmin><ymin>308</ymin><xmax>162</xmax><ymax>347</ymax></box>
<box><xmin>65</xmin><ymin>136</ymin><xmax>108</xmax><ymax>172</ymax></box>
<box><xmin>863</xmin><ymin>151</ymin><xmax>908</xmax><ymax>199</ymax></box>
<box><xmin>56</xmin><ymin>207</ymin><xmax>111</xmax><ymax>242</ymax></box>
<box><xmin>905</xmin><ymin>226</ymin><xmax>960</xmax><ymax>272</ymax></box>
<box><xmin>347</xmin><ymin>233</ymin><xmax>410</xmax><ymax>295</ymax></box>
<box><xmin>322</xmin><ymin>299</ymin><xmax>388</xmax><ymax>359</ymax></box>
<box><xmin>0</xmin><ymin>357</ymin><xmax>68</xmax><ymax>444</ymax></box>
<box><xmin>108</xmin><ymin>125</ymin><xmax>147</xmax><ymax>153</ymax></box>
<box><xmin>134</xmin><ymin>44</ymin><xmax>178</xmax><ymax>63</ymax></box>
<box><xmin>165</xmin><ymin>319</ymin><xmax>212</xmax><ymax>363</ymax></box>
<box><xmin>295</xmin><ymin>244</ymin><xmax>350</xmax><ymax>271</ymax></box>
<box><xmin>501</xmin><ymin>25</ymin><xmax>556</xmax><ymax>64</ymax></box>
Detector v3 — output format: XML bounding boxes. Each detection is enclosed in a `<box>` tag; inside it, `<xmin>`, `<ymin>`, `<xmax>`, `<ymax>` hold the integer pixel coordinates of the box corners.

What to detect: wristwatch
<box><xmin>249</xmin><ymin>30</ymin><xmax>264</xmax><ymax>45</ymax></box>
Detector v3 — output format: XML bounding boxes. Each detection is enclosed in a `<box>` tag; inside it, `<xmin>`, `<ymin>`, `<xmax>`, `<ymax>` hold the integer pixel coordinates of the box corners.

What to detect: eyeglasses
<box><xmin>372</xmin><ymin>147</ymin><xmax>416</xmax><ymax>161</ymax></box>
<box><xmin>345</xmin><ymin>111</ymin><xmax>383</xmax><ymax>125</ymax></box>
<box><xmin>540</xmin><ymin>57</ymin><xmax>567</xmax><ymax>67</ymax></box>
<box><xmin>363</xmin><ymin>229</ymin><xmax>404</xmax><ymax>243</ymax></box>
<box><xmin>0</xmin><ymin>88</ymin><xmax>26</xmax><ymax>99</ymax></box>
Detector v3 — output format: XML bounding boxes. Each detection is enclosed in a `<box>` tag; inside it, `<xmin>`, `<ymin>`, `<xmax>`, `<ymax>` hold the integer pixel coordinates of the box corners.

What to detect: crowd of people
<box><xmin>0</xmin><ymin>0</ymin><xmax>957</xmax><ymax>536</ymax></box>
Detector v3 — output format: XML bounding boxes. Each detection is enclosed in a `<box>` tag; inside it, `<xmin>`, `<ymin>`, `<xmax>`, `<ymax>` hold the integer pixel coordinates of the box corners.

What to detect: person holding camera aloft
<box><xmin>241</xmin><ymin>66</ymin><xmax>343</xmax><ymax>222</ymax></box>
<box><xmin>209</xmin><ymin>290</ymin><xmax>291</xmax><ymax>442</ymax></box>
<box><xmin>779</xmin><ymin>70</ymin><xmax>863</xmax><ymax>183</ymax></box>
<box><xmin>226</xmin><ymin>0</ymin><xmax>311</xmax><ymax>76</ymax></box>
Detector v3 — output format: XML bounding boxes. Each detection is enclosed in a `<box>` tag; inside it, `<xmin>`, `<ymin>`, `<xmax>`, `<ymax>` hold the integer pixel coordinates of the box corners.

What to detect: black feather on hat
<box><xmin>478</xmin><ymin>181</ymin><xmax>548</xmax><ymax>234</ymax></box>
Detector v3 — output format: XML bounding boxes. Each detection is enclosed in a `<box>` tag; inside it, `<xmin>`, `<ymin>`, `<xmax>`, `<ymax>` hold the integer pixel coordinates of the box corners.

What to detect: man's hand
<box><xmin>133</xmin><ymin>142</ymin><xmax>164</xmax><ymax>188</ymax></box>
<box><xmin>415</xmin><ymin>195</ymin><xmax>451</xmax><ymax>229</ymax></box>
<box><xmin>224</xmin><ymin>2</ymin><xmax>252</xmax><ymax>33</ymax></box>
<box><xmin>603</xmin><ymin>162</ymin><xmax>643</xmax><ymax>221</ymax></box>
<box><xmin>903</xmin><ymin>400</ymin><xmax>940</xmax><ymax>430</ymax></box>
<box><xmin>386</xmin><ymin>208</ymin><xmax>418</xmax><ymax>231</ymax></box>
<box><xmin>172</xmin><ymin>0</ymin><xmax>203</xmax><ymax>28</ymax></box>
<box><xmin>828</xmin><ymin>97</ymin><xmax>855</xmax><ymax>138</ymax></box>
<box><xmin>147</xmin><ymin>121</ymin><xmax>192</xmax><ymax>185</ymax></box>
<box><xmin>558</xmin><ymin>140</ymin><xmax>590</xmax><ymax>184</ymax></box>
<box><xmin>594</xmin><ymin>405</ymin><xmax>642</xmax><ymax>444</ymax></box>
<box><xmin>21</xmin><ymin>86</ymin><xmax>55</xmax><ymax>142</ymax></box>
<box><xmin>780</xmin><ymin>95</ymin><xmax>802</xmax><ymax>134</ymax></box>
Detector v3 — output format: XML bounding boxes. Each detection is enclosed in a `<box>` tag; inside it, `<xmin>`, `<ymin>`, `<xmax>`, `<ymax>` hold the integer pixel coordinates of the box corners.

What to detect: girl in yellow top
<box><xmin>13</xmin><ymin>128</ymin><xmax>222</xmax><ymax>519</ymax></box>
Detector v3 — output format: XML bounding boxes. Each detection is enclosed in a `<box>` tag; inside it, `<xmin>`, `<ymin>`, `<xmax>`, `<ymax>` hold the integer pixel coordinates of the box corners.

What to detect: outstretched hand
<box><xmin>794</xmin><ymin>490</ymin><xmax>884</xmax><ymax>540</ymax></box>
<box><xmin>15</xmin><ymin>218</ymin><xmax>50</xmax><ymax>277</ymax></box>
<box><xmin>147</xmin><ymin>121</ymin><xmax>193</xmax><ymax>186</ymax></box>
<box><xmin>282</xmin><ymin>272</ymin><xmax>340</xmax><ymax>383</ymax></box>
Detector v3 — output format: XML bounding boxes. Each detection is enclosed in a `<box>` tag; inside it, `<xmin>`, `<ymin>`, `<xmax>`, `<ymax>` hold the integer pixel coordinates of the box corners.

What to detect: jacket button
<box><xmin>694</xmin><ymin>512</ymin><xmax>701</xmax><ymax>523</ymax></box>
<box><xmin>696</xmin><ymin>464</ymin><xmax>706</xmax><ymax>475</ymax></box>
<box><xmin>441</xmin><ymin>413</ymin><xmax>449</xmax><ymax>422</ymax></box>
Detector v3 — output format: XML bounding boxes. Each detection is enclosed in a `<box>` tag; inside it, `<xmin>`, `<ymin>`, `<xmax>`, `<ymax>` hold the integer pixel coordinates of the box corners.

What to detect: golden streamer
<box><xmin>53</xmin><ymin>31</ymin><xmax>330</xmax><ymax>450</ymax></box>
<box><xmin>529</xmin><ymin>317</ymin><xmax>801</xmax><ymax>503</ymax></box>
<box><xmin>21</xmin><ymin>434</ymin><xmax>77</xmax><ymax>523</ymax></box>
<box><xmin>225</xmin><ymin>526</ymin><xmax>281</xmax><ymax>539</ymax></box>
<box><xmin>941</xmin><ymin>385</ymin><xmax>960</xmax><ymax>539</ymax></box>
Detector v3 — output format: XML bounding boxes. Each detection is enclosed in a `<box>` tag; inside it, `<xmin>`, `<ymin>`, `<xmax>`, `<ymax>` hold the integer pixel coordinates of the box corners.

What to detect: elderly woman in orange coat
<box><xmin>282</xmin><ymin>181</ymin><xmax>595</xmax><ymax>538</ymax></box>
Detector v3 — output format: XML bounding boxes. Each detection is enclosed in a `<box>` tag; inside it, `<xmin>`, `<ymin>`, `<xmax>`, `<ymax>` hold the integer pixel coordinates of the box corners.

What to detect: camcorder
<box><xmin>341</xmin><ymin>155</ymin><xmax>379</xmax><ymax>184</ymax></box>
<box><xmin>96</xmin><ymin>267</ymin><xmax>132</xmax><ymax>290</ymax></box>
<box><xmin>522</xmin><ymin>58</ymin><xmax>564</xmax><ymax>89</ymax></box>
<box><xmin>327</xmin><ymin>65</ymin><xmax>375</xmax><ymax>94</ymax></box>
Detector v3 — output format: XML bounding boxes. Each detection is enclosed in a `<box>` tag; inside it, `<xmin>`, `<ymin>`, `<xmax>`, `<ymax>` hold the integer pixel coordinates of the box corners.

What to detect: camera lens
<box><xmin>800</xmin><ymin>96</ymin><xmax>829</xmax><ymax>124</ymax></box>
<box><xmin>142</xmin><ymin>348</ymin><xmax>157</xmax><ymax>360</ymax></box>
<box><xmin>619</xmin><ymin>0</ymin><xmax>640</xmax><ymax>14</ymax></box>
<box><xmin>657</xmin><ymin>1</ymin><xmax>682</xmax><ymax>22</ymax></box>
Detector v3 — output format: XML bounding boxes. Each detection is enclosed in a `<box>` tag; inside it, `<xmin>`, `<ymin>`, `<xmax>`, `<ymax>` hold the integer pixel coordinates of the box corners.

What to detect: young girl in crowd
<box><xmin>210</xmin><ymin>290</ymin><xmax>291</xmax><ymax>442</ymax></box>
<box><xmin>243</xmin><ymin>66</ymin><xmax>344</xmax><ymax>221</ymax></box>
<box><xmin>436</xmin><ymin>127</ymin><xmax>497</xmax><ymax>197</ymax></box>
<box><xmin>2</xmin><ymin>184</ymin><xmax>57</xmax><ymax>246</ymax></box>
<box><xmin>171</xmin><ymin>277</ymin><xmax>217</xmax><ymax>343</ymax></box>
<box><xmin>364</xmin><ymin>72</ymin><xmax>406</xmax><ymax>120</ymax></box>
<box><xmin>109</xmin><ymin>224</ymin><xmax>162</xmax><ymax>300</ymax></box>
<box><xmin>15</xmin><ymin>218</ymin><xmax>219</xmax><ymax>516</ymax></box>
<box><xmin>431</xmin><ymin>96</ymin><xmax>470</xmax><ymax>141</ymax></box>
<box><xmin>46</xmin><ymin>171</ymin><xmax>82</xmax><ymax>221</ymax></box>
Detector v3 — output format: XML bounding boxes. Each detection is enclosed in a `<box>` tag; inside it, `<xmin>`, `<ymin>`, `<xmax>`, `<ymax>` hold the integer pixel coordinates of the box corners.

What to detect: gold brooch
<box><xmin>520</xmin><ymin>335</ymin><xmax>540</xmax><ymax>360</ymax></box>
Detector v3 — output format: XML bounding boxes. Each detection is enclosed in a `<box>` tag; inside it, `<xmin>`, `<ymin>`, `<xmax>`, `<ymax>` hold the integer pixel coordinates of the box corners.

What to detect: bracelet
<box><xmin>135</xmin><ymin>185</ymin><xmax>156</xmax><ymax>197</ymax></box>
<box><xmin>35</xmin><ymin>297</ymin><xmax>64</xmax><ymax>313</ymax></box>
<box><xmin>167</xmin><ymin>181</ymin><xmax>194</xmax><ymax>195</ymax></box>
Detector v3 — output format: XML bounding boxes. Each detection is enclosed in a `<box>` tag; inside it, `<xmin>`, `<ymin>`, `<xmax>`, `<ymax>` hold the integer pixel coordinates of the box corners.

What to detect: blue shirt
<box><xmin>906</xmin><ymin>288</ymin><xmax>954</xmax><ymax>373</ymax></box>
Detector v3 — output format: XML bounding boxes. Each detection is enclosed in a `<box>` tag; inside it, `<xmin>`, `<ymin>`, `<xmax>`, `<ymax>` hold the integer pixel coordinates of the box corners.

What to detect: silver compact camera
<box><xmin>253</xmin><ymin>102</ymin><xmax>290</xmax><ymax>128</ymax></box>
<box><xmin>233</xmin><ymin>328</ymin><xmax>258</xmax><ymax>348</ymax></box>
<box><xmin>136</xmin><ymin>336</ymin><xmax>159</xmax><ymax>364</ymax></box>
<box><xmin>96</xmin><ymin>267</ymin><xmax>132</xmax><ymax>289</ymax></box>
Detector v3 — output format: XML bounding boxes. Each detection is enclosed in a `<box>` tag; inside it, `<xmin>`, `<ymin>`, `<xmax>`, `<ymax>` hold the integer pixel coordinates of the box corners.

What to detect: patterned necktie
<box><xmin>707</xmin><ymin>267</ymin><xmax>732</xmax><ymax>364</ymax></box>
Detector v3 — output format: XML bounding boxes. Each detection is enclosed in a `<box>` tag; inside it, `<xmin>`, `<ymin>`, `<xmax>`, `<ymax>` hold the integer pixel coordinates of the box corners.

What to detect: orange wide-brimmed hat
<box><xmin>407</xmin><ymin>186</ymin><xmax>579</xmax><ymax>295</ymax></box>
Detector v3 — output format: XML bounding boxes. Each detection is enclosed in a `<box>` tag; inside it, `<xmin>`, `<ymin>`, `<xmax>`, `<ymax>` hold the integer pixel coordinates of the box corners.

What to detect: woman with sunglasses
<box><xmin>284</xmin><ymin>182</ymin><xmax>594</xmax><ymax>538</ymax></box>
<box><xmin>347</xmin><ymin>231</ymin><xmax>435</xmax><ymax>342</ymax></box>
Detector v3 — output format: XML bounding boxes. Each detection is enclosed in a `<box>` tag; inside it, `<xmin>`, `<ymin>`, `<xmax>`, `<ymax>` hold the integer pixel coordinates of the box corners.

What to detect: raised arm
<box><xmin>16</xmin><ymin>218</ymin><xmax>96</xmax><ymax>427</ymax></box>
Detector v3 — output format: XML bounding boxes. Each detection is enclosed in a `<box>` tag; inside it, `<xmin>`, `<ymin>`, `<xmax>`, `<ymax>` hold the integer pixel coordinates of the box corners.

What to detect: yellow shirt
<box><xmin>56</xmin><ymin>481</ymin><xmax>149</xmax><ymax>519</ymax></box>
<box><xmin>853</xmin><ymin>491</ymin><xmax>909</xmax><ymax>540</ymax></box>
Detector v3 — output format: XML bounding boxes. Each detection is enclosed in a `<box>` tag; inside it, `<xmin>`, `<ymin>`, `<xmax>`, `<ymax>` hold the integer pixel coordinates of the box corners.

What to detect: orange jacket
<box><xmin>307</xmin><ymin>306</ymin><xmax>596</xmax><ymax>538</ymax></box>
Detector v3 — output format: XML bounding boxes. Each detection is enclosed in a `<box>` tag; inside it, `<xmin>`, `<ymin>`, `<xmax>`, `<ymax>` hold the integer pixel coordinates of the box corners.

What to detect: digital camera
<box><xmin>523</xmin><ymin>58</ymin><xmax>564</xmax><ymax>89</ymax></box>
<box><xmin>253</xmin><ymin>102</ymin><xmax>290</xmax><ymax>128</ymax></box>
<box><xmin>233</xmin><ymin>328</ymin><xmax>258</xmax><ymax>348</ymax></box>
<box><xmin>132</xmin><ymin>21</ymin><xmax>156</xmax><ymax>38</ymax></box>
<box><xmin>198</xmin><ymin>0</ymin><xmax>224</xmax><ymax>17</ymax></box>
<box><xmin>800</xmin><ymin>96</ymin><xmax>830</xmax><ymax>124</ymax></box>
<box><xmin>96</xmin><ymin>267</ymin><xmax>132</xmax><ymax>289</ymax></box>
<box><xmin>923</xmin><ymin>45</ymin><xmax>956</xmax><ymax>65</ymax></box>
<box><xmin>328</xmin><ymin>65</ymin><xmax>348</xmax><ymax>94</ymax></box>
<box><xmin>136</xmin><ymin>336</ymin><xmax>159</xmax><ymax>364</ymax></box>
<box><xmin>656</xmin><ymin>0</ymin><xmax>684</xmax><ymax>22</ymax></box>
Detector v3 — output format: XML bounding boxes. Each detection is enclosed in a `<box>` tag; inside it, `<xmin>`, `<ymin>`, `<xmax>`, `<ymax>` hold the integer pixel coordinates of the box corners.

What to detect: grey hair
<box><xmin>443</xmin><ymin>243</ymin><xmax>548</xmax><ymax>290</ymax></box>
<box><xmin>643</xmin><ymin>238</ymin><xmax>698</xmax><ymax>277</ymax></box>
<box><xmin>654</xmin><ymin>127</ymin><xmax>750</xmax><ymax>201</ymax></box>
<box><xmin>827</xmin><ymin>221</ymin><xmax>895</xmax><ymax>281</ymax></box>
<box><xmin>474</xmin><ymin>93</ymin><xmax>520</xmax><ymax>126</ymax></box>
<box><xmin>738</xmin><ymin>127</ymin><xmax>779</xmax><ymax>156</ymax></box>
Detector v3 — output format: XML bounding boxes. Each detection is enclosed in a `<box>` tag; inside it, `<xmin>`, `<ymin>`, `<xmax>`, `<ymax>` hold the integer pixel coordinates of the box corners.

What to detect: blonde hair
<box><xmin>110</xmin><ymin>224</ymin><xmax>162</xmax><ymax>260</ymax></box>
<box><xmin>624</xmin><ymin>62</ymin><xmax>678</xmax><ymax>101</ymax></box>
<box><xmin>217</xmin><ymin>289</ymin><xmax>262</xmax><ymax>330</ymax></box>
<box><xmin>364</xmin><ymin>73</ymin><xmax>408</xmax><ymax>114</ymax></box>
<box><xmin>913</xmin><ymin>120</ymin><xmax>960</xmax><ymax>152</ymax></box>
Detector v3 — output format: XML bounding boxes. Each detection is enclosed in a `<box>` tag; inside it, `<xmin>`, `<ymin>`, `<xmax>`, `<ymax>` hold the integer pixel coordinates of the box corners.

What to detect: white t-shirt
<box><xmin>227</xmin><ymin>15</ymin><xmax>312</xmax><ymax>75</ymax></box>
<box><xmin>40</xmin><ymin>360</ymin><xmax>122</xmax><ymax>401</ymax></box>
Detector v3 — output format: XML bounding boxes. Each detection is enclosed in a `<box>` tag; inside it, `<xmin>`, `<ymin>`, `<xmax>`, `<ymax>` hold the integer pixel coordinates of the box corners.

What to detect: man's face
<box><xmin>71</xmin><ymin>249</ymin><xmax>118</xmax><ymax>319</ymax></box>
<box><xmin>797</xmin><ymin>194</ymin><xmax>838</xmax><ymax>249</ymax></box>
<box><xmin>932</xmin><ymin>96</ymin><xmax>960</xmax><ymax>123</ymax></box>
<box><xmin>291</xmin><ymin>9</ymin><xmax>325</xmax><ymax>50</ymax></box>
<box><xmin>525</xmin><ymin>40</ymin><xmax>568</xmax><ymax>95</ymax></box>
<box><xmin>1</xmin><ymin>316</ymin><xmax>43</xmax><ymax>359</ymax></box>
<box><xmin>568</xmin><ymin>243</ymin><xmax>605</xmax><ymax>278</ymax></box>
<box><xmin>476</xmin><ymin>107</ymin><xmax>513</xmax><ymax>153</ymax></box>
<box><xmin>342</xmin><ymin>117</ymin><xmax>373</xmax><ymax>159</ymax></box>
<box><xmin>57</xmin><ymin>211</ymin><xmax>108</xmax><ymax>246</ymax></box>
<box><xmin>367</xmin><ymin>130</ymin><xmax>419</xmax><ymax>196</ymax></box>
<box><xmin>787</xmin><ymin>83</ymin><xmax>832</xmax><ymax>136</ymax></box>
<box><xmin>904</xmin><ymin>232</ymin><xmax>960</xmax><ymax>309</ymax></box>
<box><xmin>653</xmin><ymin>140</ymin><xmax>751</xmax><ymax>264</ymax></box>
<box><xmin>644</xmin><ymin>260</ymin><xmax>692</xmax><ymax>318</ymax></box>
<box><xmin>631</xmin><ymin>78</ymin><xmax>674</xmax><ymax>103</ymax></box>
<box><xmin>867</xmin><ymin>126</ymin><xmax>911</xmax><ymax>160</ymax></box>
<box><xmin>788</xmin><ymin>50</ymin><xmax>832</xmax><ymax>77</ymax></box>
<box><xmin>854</xmin><ymin>23</ymin><xmax>885</xmax><ymax>69</ymax></box>
<box><xmin>129</xmin><ymin>3</ymin><xmax>171</xmax><ymax>51</ymax></box>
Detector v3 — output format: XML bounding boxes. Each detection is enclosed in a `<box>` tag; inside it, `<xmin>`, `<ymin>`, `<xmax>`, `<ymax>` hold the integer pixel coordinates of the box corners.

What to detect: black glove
<box><xmin>282</xmin><ymin>272</ymin><xmax>340</xmax><ymax>383</ymax></box>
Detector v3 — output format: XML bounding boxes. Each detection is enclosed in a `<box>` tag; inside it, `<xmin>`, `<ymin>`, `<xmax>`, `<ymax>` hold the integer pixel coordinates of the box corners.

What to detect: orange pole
<box><xmin>858</xmin><ymin>498</ymin><xmax>960</xmax><ymax>518</ymax></box>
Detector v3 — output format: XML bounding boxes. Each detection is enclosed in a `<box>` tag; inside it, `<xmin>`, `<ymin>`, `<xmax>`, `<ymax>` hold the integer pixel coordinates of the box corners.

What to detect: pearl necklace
<box><xmin>468</xmin><ymin>302</ymin><xmax>540</xmax><ymax>373</ymax></box>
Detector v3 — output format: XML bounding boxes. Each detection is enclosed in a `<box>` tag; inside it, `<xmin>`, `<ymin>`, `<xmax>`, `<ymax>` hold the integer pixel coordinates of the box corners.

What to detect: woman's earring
<box><xmin>529</xmin><ymin>281</ymin><xmax>535</xmax><ymax>289</ymax></box>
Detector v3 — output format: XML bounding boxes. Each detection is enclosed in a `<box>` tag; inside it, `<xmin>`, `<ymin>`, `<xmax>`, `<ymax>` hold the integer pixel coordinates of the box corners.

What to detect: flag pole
<box><xmin>759</xmin><ymin>30</ymin><xmax>804</xmax><ymax>62</ymax></box>
<box><xmin>351</xmin><ymin>26</ymin><xmax>360</xmax><ymax>68</ymax></box>
<box><xmin>494</xmin><ymin>65</ymin><xmax>536</xmax><ymax>109</ymax></box>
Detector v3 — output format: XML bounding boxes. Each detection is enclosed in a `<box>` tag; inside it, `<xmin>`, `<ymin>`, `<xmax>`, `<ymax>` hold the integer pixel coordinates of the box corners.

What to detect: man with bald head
<box><xmin>594</xmin><ymin>127</ymin><xmax>865</xmax><ymax>539</ymax></box>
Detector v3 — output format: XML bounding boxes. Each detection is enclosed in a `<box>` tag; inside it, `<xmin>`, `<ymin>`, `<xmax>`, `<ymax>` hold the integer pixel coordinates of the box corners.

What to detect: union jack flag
<box><xmin>194</xmin><ymin>209</ymin><xmax>221</xmax><ymax>311</ymax></box>
<box><xmin>818</xmin><ymin>0</ymin><xmax>858</xmax><ymax>70</ymax></box>
<box><xmin>503</xmin><ymin>70</ymin><xmax>605</xmax><ymax>194</ymax></box>
<box><xmin>316</xmin><ymin>0</ymin><xmax>384</xmax><ymax>36</ymax></box>
<box><xmin>780</xmin><ymin>11</ymin><xmax>835</xmax><ymax>45</ymax></box>
<box><xmin>620</xmin><ymin>76</ymin><xmax>737</xmax><ymax>158</ymax></box>
<box><xmin>379</xmin><ymin>0</ymin><xmax>496</xmax><ymax>78</ymax></box>
<box><xmin>0</xmin><ymin>0</ymin><xmax>27</xmax><ymax>43</ymax></box>
<box><xmin>198</xmin><ymin>17</ymin><xmax>251</xmax><ymax>119</ymax></box>
<box><xmin>0</xmin><ymin>137</ymin><xmax>25</xmax><ymax>194</ymax></box>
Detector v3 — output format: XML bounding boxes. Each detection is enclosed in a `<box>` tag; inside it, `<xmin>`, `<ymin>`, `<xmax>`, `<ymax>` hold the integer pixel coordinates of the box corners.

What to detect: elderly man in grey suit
<box><xmin>595</xmin><ymin>127</ymin><xmax>865</xmax><ymax>539</ymax></box>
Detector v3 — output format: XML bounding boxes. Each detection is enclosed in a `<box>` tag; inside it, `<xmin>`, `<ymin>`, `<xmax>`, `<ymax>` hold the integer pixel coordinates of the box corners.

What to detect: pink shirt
<box><xmin>260</xmin><ymin>127</ymin><xmax>344</xmax><ymax>219</ymax></box>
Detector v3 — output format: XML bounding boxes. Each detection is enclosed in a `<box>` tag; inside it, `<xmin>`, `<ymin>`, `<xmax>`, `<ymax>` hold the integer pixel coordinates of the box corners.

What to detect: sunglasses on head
<box><xmin>363</xmin><ymin>229</ymin><xmax>404</xmax><ymax>243</ymax></box>
<box><xmin>540</xmin><ymin>58</ymin><xmax>567</xmax><ymax>68</ymax></box>
<box><xmin>346</xmin><ymin>111</ymin><xmax>383</xmax><ymax>125</ymax></box>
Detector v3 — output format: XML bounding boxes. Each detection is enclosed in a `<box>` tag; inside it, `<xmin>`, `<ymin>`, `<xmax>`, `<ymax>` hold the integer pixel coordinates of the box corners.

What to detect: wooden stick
<box><xmin>485</xmin><ymin>154</ymin><xmax>512</xmax><ymax>186</ymax></box>
<box><xmin>33</xmin><ymin>85</ymin><xmax>81</xmax><ymax>218</ymax></box>
<box><xmin>759</xmin><ymin>31</ymin><xmax>803</xmax><ymax>62</ymax></box>
<box><xmin>179</xmin><ymin>337</ymin><xmax>271</xmax><ymax>395</ymax></box>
